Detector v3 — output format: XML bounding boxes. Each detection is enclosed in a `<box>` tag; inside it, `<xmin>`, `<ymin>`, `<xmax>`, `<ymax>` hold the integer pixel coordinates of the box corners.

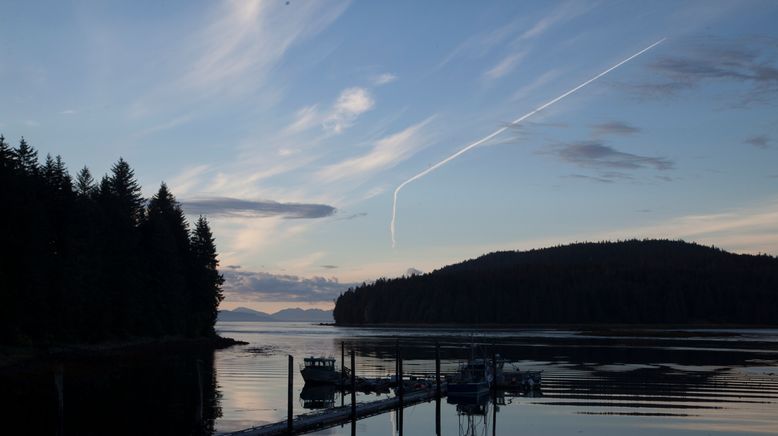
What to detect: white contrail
<box><xmin>390</xmin><ymin>38</ymin><xmax>666</xmax><ymax>247</ymax></box>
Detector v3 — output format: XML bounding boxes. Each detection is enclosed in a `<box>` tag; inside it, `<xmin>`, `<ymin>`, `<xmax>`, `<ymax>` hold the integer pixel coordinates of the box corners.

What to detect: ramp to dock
<box><xmin>225</xmin><ymin>386</ymin><xmax>446</xmax><ymax>436</ymax></box>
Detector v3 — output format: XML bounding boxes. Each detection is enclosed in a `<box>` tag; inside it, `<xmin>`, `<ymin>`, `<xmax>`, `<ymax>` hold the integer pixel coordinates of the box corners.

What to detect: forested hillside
<box><xmin>0</xmin><ymin>135</ymin><xmax>224</xmax><ymax>345</ymax></box>
<box><xmin>333</xmin><ymin>240</ymin><xmax>778</xmax><ymax>325</ymax></box>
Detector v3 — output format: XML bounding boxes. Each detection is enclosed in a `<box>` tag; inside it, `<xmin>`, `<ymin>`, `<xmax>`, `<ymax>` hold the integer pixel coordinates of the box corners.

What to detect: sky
<box><xmin>2</xmin><ymin>0</ymin><xmax>777</xmax><ymax>312</ymax></box>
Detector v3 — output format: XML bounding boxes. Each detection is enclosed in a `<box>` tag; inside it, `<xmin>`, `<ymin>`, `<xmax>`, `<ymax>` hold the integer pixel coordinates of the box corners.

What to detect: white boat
<box><xmin>300</xmin><ymin>356</ymin><xmax>345</xmax><ymax>384</ymax></box>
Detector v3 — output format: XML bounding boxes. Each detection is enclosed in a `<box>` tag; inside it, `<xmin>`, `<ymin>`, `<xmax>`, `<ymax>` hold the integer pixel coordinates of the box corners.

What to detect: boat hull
<box><xmin>301</xmin><ymin>367</ymin><xmax>343</xmax><ymax>384</ymax></box>
<box><xmin>447</xmin><ymin>381</ymin><xmax>490</xmax><ymax>397</ymax></box>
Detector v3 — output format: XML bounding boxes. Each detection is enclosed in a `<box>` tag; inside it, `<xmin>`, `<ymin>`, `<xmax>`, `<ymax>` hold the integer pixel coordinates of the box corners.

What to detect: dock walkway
<box><xmin>225</xmin><ymin>385</ymin><xmax>446</xmax><ymax>436</ymax></box>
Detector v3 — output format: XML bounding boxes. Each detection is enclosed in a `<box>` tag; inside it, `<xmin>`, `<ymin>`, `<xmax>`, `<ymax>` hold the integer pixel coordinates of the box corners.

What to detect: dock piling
<box><xmin>435</xmin><ymin>342</ymin><xmax>441</xmax><ymax>399</ymax></box>
<box><xmin>350</xmin><ymin>350</ymin><xmax>356</xmax><ymax>419</ymax></box>
<box><xmin>435</xmin><ymin>341</ymin><xmax>441</xmax><ymax>435</ymax></box>
<box><xmin>288</xmin><ymin>355</ymin><xmax>293</xmax><ymax>433</ymax></box>
<box><xmin>492</xmin><ymin>348</ymin><xmax>497</xmax><ymax>436</ymax></box>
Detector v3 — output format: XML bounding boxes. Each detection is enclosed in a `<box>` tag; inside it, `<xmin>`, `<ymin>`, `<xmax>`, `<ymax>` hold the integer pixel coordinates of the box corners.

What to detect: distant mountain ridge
<box><xmin>218</xmin><ymin>307</ymin><xmax>333</xmax><ymax>322</ymax></box>
<box><xmin>333</xmin><ymin>240</ymin><xmax>778</xmax><ymax>325</ymax></box>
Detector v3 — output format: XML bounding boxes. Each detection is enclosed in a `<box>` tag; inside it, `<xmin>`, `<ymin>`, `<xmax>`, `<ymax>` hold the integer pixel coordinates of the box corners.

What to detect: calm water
<box><xmin>213</xmin><ymin>323</ymin><xmax>778</xmax><ymax>435</ymax></box>
<box><xmin>3</xmin><ymin>323</ymin><xmax>778</xmax><ymax>435</ymax></box>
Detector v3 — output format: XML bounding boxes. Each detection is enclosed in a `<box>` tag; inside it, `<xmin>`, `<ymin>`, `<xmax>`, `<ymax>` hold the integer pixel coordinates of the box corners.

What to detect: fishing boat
<box><xmin>300</xmin><ymin>356</ymin><xmax>345</xmax><ymax>384</ymax></box>
<box><xmin>447</xmin><ymin>356</ymin><xmax>493</xmax><ymax>397</ymax></box>
<box><xmin>501</xmin><ymin>363</ymin><xmax>542</xmax><ymax>390</ymax></box>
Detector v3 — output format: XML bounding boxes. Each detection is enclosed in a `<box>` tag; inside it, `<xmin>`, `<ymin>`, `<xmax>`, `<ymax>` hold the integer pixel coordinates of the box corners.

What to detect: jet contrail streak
<box><xmin>390</xmin><ymin>38</ymin><xmax>666</xmax><ymax>247</ymax></box>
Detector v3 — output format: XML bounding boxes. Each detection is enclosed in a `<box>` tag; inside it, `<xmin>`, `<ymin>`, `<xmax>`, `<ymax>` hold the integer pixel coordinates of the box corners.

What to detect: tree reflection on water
<box><xmin>2</xmin><ymin>343</ymin><xmax>221</xmax><ymax>435</ymax></box>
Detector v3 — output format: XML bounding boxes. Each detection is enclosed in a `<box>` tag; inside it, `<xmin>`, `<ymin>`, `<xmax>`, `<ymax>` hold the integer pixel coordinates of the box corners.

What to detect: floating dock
<box><xmin>225</xmin><ymin>384</ymin><xmax>447</xmax><ymax>436</ymax></box>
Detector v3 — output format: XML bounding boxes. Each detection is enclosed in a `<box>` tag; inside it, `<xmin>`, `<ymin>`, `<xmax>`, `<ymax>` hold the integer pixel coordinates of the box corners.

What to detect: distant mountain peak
<box><xmin>233</xmin><ymin>306</ymin><xmax>269</xmax><ymax>315</ymax></box>
<box><xmin>218</xmin><ymin>307</ymin><xmax>333</xmax><ymax>323</ymax></box>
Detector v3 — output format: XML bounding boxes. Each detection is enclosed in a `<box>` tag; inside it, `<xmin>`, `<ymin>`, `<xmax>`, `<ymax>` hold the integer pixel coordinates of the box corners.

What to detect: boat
<box><xmin>447</xmin><ymin>356</ymin><xmax>493</xmax><ymax>397</ymax></box>
<box><xmin>449</xmin><ymin>348</ymin><xmax>542</xmax><ymax>396</ymax></box>
<box><xmin>300</xmin><ymin>356</ymin><xmax>346</xmax><ymax>384</ymax></box>
<box><xmin>501</xmin><ymin>364</ymin><xmax>542</xmax><ymax>390</ymax></box>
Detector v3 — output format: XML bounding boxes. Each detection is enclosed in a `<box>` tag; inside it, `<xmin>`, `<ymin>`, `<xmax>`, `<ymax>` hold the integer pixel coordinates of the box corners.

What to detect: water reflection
<box><xmin>1</xmin><ymin>343</ymin><xmax>221</xmax><ymax>435</ymax></box>
<box><xmin>448</xmin><ymin>393</ymin><xmax>491</xmax><ymax>436</ymax></box>
<box><xmin>8</xmin><ymin>324</ymin><xmax>776</xmax><ymax>435</ymax></box>
<box><xmin>213</xmin><ymin>323</ymin><xmax>778</xmax><ymax>435</ymax></box>
<box><xmin>300</xmin><ymin>384</ymin><xmax>337</xmax><ymax>410</ymax></box>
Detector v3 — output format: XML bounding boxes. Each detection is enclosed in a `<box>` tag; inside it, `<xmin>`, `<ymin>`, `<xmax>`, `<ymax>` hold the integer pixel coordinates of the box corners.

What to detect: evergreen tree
<box><xmin>0</xmin><ymin>135</ymin><xmax>13</xmax><ymax>171</ymax></box>
<box><xmin>189</xmin><ymin>216</ymin><xmax>224</xmax><ymax>336</ymax></box>
<box><xmin>141</xmin><ymin>183</ymin><xmax>191</xmax><ymax>336</ymax></box>
<box><xmin>13</xmin><ymin>137</ymin><xmax>39</xmax><ymax>175</ymax></box>
<box><xmin>53</xmin><ymin>155</ymin><xmax>72</xmax><ymax>194</ymax></box>
<box><xmin>75</xmin><ymin>166</ymin><xmax>96</xmax><ymax>198</ymax></box>
<box><xmin>1</xmin><ymin>138</ymin><xmax>226</xmax><ymax>345</ymax></box>
<box><xmin>41</xmin><ymin>154</ymin><xmax>72</xmax><ymax>193</ymax></box>
<box><xmin>99</xmin><ymin>158</ymin><xmax>146</xmax><ymax>337</ymax></box>
<box><xmin>106</xmin><ymin>158</ymin><xmax>144</xmax><ymax>226</ymax></box>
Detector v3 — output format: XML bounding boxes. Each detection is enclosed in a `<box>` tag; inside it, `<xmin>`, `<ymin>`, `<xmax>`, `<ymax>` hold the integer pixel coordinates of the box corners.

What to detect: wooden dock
<box><xmin>224</xmin><ymin>385</ymin><xmax>446</xmax><ymax>436</ymax></box>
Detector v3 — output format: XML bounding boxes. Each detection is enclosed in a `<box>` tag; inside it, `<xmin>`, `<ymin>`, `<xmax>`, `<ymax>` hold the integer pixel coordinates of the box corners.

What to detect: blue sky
<box><xmin>2</xmin><ymin>0</ymin><xmax>777</xmax><ymax>311</ymax></box>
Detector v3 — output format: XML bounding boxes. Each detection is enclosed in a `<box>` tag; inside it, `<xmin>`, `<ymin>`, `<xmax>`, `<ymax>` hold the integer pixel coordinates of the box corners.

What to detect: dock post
<box><xmin>435</xmin><ymin>342</ymin><xmax>441</xmax><ymax>399</ymax></box>
<box><xmin>394</xmin><ymin>340</ymin><xmax>399</xmax><ymax>388</ymax></box>
<box><xmin>341</xmin><ymin>341</ymin><xmax>345</xmax><ymax>383</ymax></box>
<box><xmin>435</xmin><ymin>395</ymin><xmax>441</xmax><ymax>436</ymax></box>
<box><xmin>288</xmin><ymin>355</ymin><xmax>293</xmax><ymax>433</ymax></box>
<box><xmin>350</xmin><ymin>350</ymin><xmax>356</xmax><ymax>419</ymax></box>
<box><xmin>398</xmin><ymin>343</ymin><xmax>403</xmax><ymax>433</ymax></box>
<box><xmin>491</xmin><ymin>349</ymin><xmax>497</xmax><ymax>391</ymax></box>
<box><xmin>491</xmin><ymin>348</ymin><xmax>497</xmax><ymax>436</ymax></box>
<box><xmin>398</xmin><ymin>344</ymin><xmax>403</xmax><ymax>399</ymax></box>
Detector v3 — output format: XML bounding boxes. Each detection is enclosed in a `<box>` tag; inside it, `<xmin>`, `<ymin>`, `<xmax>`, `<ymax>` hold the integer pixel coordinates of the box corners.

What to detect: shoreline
<box><xmin>0</xmin><ymin>334</ymin><xmax>247</xmax><ymax>371</ymax></box>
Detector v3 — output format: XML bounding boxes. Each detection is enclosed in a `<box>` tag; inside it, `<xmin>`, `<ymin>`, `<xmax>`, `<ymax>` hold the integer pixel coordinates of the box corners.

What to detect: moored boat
<box><xmin>447</xmin><ymin>356</ymin><xmax>493</xmax><ymax>397</ymax></box>
<box><xmin>300</xmin><ymin>356</ymin><xmax>345</xmax><ymax>384</ymax></box>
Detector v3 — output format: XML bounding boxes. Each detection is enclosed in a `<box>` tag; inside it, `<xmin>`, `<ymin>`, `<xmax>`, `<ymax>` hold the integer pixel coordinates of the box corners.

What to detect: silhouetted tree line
<box><xmin>334</xmin><ymin>240</ymin><xmax>778</xmax><ymax>325</ymax></box>
<box><xmin>0</xmin><ymin>135</ymin><xmax>224</xmax><ymax>345</ymax></box>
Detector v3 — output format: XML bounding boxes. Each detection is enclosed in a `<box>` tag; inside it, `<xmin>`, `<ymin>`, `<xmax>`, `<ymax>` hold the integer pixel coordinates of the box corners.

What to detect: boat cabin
<box><xmin>303</xmin><ymin>357</ymin><xmax>336</xmax><ymax>369</ymax></box>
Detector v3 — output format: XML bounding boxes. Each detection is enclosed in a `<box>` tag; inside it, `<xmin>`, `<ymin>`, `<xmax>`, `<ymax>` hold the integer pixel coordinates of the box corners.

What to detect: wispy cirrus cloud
<box><xmin>483</xmin><ymin>51</ymin><xmax>527</xmax><ymax>80</ymax></box>
<box><xmin>182</xmin><ymin>197</ymin><xmax>336</xmax><ymax>219</ymax></box>
<box><xmin>372</xmin><ymin>72</ymin><xmax>398</xmax><ymax>86</ymax></box>
<box><xmin>285</xmin><ymin>87</ymin><xmax>375</xmax><ymax>135</ymax></box>
<box><xmin>285</xmin><ymin>105</ymin><xmax>321</xmax><ymax>134</ymax></box>
<box><xmin>439</xmin><ymin>2</ymin><xmax>592</xmax><ymax>72</ymax></box>
<box><xmin>316</xmin><ymin>116</ymin><xmax>436</xmax><ymax>183</ymax></box>
<box><xmin>547</xmin><ymin>141</ymin><xmax>673</xmax><ymax>171</ymax></box>
<box><xmin>514</xmin><ymin>1</ymin><xmax>593</xmax><ymax>43</ymax></box>
<box><xmin>436</xmin><ymin>17</ymin><xmax>524</xmax><ymax>69</ymax></box>
<box><xmin>131</xmin><ymin>0</ymin><xmax>349</xmax><ymax>116</ymax></box>
<box><xmin>479</xmin><ymin>199</ymin><xmax>778</xmax><ymax>258</ymax></box>
<box><xmin>322</xmin><ymin>87</ymin><xmax>375</xmax><ymax>134</ymax></box>
<box><xmin>609</xmin><ymin>199</ymin><xmax>778</xmax><ymax>255</ymax></box>
<box><xmin>512</xmin><ymin>68</ymin><xmax>564</xmax><ymax>101</ymax></box>
<box><xmin>180</xmin><ymin>0</ymin><xmax>347</xmax><ymax>95</ymax></box>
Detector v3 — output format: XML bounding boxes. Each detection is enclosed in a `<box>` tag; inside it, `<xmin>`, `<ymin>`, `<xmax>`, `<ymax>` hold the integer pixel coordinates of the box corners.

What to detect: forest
<box><xmin>333</xmin><ymin>239</ymin><xmax>778</xmax><ymax>325</ymax></box>
<box><xmin>0</xmin><ymin>135</ymin><xmax>224</xmax><ymax>345</ymax></box>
